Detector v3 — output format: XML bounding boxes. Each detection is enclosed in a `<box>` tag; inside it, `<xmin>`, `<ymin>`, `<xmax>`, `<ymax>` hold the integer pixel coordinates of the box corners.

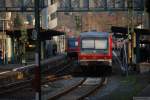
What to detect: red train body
<box><xmin>66</xmin><ymin>37</ymin><xmax>79</xmax><ymax>59</ymax></box>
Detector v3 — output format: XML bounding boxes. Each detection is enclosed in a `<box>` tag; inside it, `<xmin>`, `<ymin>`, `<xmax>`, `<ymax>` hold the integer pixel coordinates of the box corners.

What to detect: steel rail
<box><xmin>48</xmin><ymin>77</ymin><xmax>107</xmax><ymax>100</ymax></box>
<box><xmin>0</xmin><ymin>60</ymin><xmax>74</xmax><ymax>95</ymax></box>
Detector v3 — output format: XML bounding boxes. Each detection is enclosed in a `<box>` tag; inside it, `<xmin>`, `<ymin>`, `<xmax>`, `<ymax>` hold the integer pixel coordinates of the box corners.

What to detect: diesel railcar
<box><xmin>66</xmin><ymin>37</ymin><xmax>79</xmax><ymax>59</ymax></box>
<box><xmin>78</xmin><ymin>32</ymin><xmax>112</xmax><ymax>68</ymax></box>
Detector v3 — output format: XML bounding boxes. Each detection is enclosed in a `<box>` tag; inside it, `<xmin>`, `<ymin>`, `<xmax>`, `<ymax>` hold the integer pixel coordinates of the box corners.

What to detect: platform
<box><xmin>0</xmin><ymin>64</ymin><xmax>22</xmax><ymax>71</ymax></box>
<box><xmin>0</xmin><ymin>54</ymin><xmax>65</xmax><ymax>71</ymax></box>
<box><xmin>138</xmin><ymin>85</ymin><xmax>150</xmax><ymax>97</ymax></box>
<box><xmin>137</xmin><ymin>62</ymin><xmax>150</xmax><ymax>74</ymax></box>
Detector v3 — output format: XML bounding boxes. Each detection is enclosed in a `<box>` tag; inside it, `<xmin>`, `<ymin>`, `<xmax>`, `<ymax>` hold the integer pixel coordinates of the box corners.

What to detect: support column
<box><xmin>41</xmin><ymin>41</ymin><xmax>44</xmax><ymax>60</ymax></box>
<box><xmin>34</xmin><ymin>0</ymin><xmax>41</xmax><ymax>100</ymax></box>
<box><xmin>136</xmin><ymin>32</ymin><xmax>140</xmax><ymax>63</ymax></box>
<box><xmin>11</xmin><ymin>37</ymin><xmax>14</xmax><ymax>64</ymax></box>
<box><xmin>127</xmin><ymin>0</ymin><xmax>135</xmax><ymax>64</ymax></box>
<box><xmin>148</xmin><ymin>13</ymin><xmax>150</xmax><ymax>28</ymax></box>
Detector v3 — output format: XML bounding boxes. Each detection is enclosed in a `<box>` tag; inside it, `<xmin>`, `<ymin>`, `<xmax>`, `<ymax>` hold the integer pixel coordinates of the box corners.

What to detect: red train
<box><xmin>77</xmin><ymin>32</ymin><xmax>112</xmax><ymax>68</ymax></box>
<box><xmin>66</xmin><ymin>36</ymin><xmax>79</xmax><ymax>59</ymax></box>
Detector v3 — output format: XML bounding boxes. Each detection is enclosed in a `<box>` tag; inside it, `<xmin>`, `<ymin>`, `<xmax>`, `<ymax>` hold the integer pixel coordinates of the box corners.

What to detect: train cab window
<box><xmin>68</xmin><ymin>39</ymin><xmax>77</xmax><ymax>48</ymax></box>
<box><xmin>69</xmin><ymin>42</ymin><xmax>75</xmax><ymax>47</ymax></box>
<box><xmin>82</xmin><ymin>40</ymin><xmax>94</xmax><ymax>49</ymax></box>
<box><xmin>95</xmin><ymin>40</ymin><xmax>107</xmax><ymax>49</ymax></box>
<box><xmin>81</xmin><ymin>39</ymin><xmax>108</xmax><ymax>50</ymax></box>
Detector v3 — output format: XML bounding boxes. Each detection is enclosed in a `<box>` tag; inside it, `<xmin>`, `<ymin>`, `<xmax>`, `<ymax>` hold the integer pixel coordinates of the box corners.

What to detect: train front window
<box><xmin>81</xmin><ymin>39</ymin><xmax>107</xmax><ymax>49</ymax></box>
<box><xmin>81</xmin><ymin>38</ymin><xmax>108</xmax><ymax>53</ymax></box>
<box><xmin>68</xmin><ymin>39</ymin><xmax>77</xmax><ymax>48</ymax></box>
<box><xmin>69</xmin><ymin>41</ymin><xmax>75</xmax><ymax>47</ymax></box>
<box><xmin>95</xmin><ymin>40</ymin><xmax>107</xmax><ymax>49</ymax></box>
<box><xmin>82</xmin><ymin>40</ymin><xmax>95</xmax><ymax>49</ymax></box>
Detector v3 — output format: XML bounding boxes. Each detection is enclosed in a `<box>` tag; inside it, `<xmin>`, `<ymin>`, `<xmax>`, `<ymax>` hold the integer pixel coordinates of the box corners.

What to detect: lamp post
<box><xmin>34</xmin><ymin>0</ymin><xmax>41</xmax><ymax>100</ymax></box>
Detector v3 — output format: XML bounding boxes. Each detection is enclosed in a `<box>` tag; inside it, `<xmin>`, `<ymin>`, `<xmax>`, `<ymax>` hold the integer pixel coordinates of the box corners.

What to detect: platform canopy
<box><xmin>39</xmin><ymin>29</ymin><xmax>65</xmax><ymax>40</ymax></box>
<box><xmin>111</xmin><ymin>26</ymin><xmax>150</xmax><ymax>36</ymax></box>
<box><xmin>140</xmin><ymin>40</ymin><xmax>150</xmax><ymax>44</ymax></box>
<box><xmin>6</xmin><ymin>28</ymin><xmax>65</xmax><ymax>40</ymax></box>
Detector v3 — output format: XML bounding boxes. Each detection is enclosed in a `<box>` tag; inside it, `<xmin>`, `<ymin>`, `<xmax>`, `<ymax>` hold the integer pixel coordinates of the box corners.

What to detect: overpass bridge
<box><xmin>0</xmin><ymin>0</ymin><xmax>145</xmax><ymax>12</ymax></box>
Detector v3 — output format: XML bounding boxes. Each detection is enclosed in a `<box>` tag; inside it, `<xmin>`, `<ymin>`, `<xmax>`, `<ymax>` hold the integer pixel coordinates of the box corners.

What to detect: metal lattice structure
<box><xmin>58</xmin><ymin>0</ymin><xmax>144</xmax><ymax>12</ymax></box>
<box><xmin>0</xmin><ymin>0</ymin><xmax>145</xmax><ymax>12</ymax></box>
<box><xmin>0</xmin><ymin>0</ymin><xmax>47</xmax><ymax>12</ymax></box>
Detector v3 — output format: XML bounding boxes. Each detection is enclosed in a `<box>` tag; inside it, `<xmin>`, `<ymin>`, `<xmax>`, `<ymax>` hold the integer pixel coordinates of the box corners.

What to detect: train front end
<box><xmin>78</xmin><ymin>32</ymin><xmax>112</xmax><ymax>67</ymax></box>
<box><xmin>66</xmin><ymin>37</ymin><xmax>78</xmax><ymax>59</ymax></box>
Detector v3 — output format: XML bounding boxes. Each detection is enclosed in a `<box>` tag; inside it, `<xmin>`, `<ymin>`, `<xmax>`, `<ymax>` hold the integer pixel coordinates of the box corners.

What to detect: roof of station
<box><xmin>5</xmin><ymin>28</ymin><xmax>65</xmax><ymax>40</ymax></box>
<box><xmin>111</xmin><ymin>26</ymin><xmax>150</xmax><ymax>35</ymax></box>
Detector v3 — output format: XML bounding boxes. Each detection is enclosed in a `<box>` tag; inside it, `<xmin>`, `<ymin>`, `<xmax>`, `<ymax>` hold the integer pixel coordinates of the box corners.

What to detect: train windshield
<box><xmin>82</xmin><ymin>39</ymin><xmax>107</xmax><ymax>49</ymax></box>
<box><xmin>68</xmin><ymin>39</ymin><xmax>78</xmax><ymax>48</ymax></box>
<box><xmin>81</xmin><ymin>38</ymin><xmax>108</xmax><ymax>53</ymax></box>
<box><xmin>95</xmin><ymin>40</ymin><xmax>107</xmax><ymax>49</ymax></box>
<box><xmin>82</xmin><ymin>40</ymin><xmax>95</xmax><ymax>49</ymax></box>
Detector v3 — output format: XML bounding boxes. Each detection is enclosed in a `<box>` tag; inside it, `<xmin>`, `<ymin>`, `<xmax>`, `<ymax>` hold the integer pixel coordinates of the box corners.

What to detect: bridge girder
<box><xmin>58</xmin><ymin>0</ymin><xmax>144</xmax><ymax>12</ymax></box>
<box><xmin>0</xmin><ymin>0</ymin><xmax>144</xmax><ymax>12</ymax></box>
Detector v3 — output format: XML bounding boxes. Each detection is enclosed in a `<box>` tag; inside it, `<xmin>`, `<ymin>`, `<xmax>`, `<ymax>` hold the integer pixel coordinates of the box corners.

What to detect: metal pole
<box><xmin>131</xmin><ymin>0</ymin><xmax>136</xmax><ymax>64</ymax></box>
<box><xmin>128</xmin><ymin>0</ymin><xmax>135</xmax><ymax>64</ymax></box>
<box><xmin>34</xmin><ymin>0</ymin><xmax>41</xmax><ymax>100</ymax></box>
<box><xmin>149</xmin><ymin>14</ymin><xmax>150</xmax><ymax>28</ymax></box>
<box><xmin>2</xmin><ymin>20</ymin><xmax>5</xmax><ymax>64</ymax></box>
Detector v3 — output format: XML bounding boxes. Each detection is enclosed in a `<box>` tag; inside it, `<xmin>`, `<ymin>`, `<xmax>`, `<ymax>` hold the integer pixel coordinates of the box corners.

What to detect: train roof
<box><xmin>80</xmin><ymin>32</ymin><xmax>109</xmax><ymax>37</ymax></box>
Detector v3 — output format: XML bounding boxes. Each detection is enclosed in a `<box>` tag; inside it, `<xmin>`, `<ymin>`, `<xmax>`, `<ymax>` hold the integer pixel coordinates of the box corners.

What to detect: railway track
<box><xmin>0</xmin><ymin>79</ymin><xmax>31</xmax><ymax>95</ymax></box>
<box><xmin>0</xmin><ymin>64</ymin><xmax>107</xmax><ymax>100</ymax></box>
<box><xmin>48</xmin><ymin>77</ymin><xmax>107</xmax><ymax>100</ymax></box>
<box><xmin>0</xmin><ymin>60</ymin><xmax>75</xmax><ymax>96</ymax></box>
<box><xmin>0</xmin><ymin>57</ymin><xmax>108</xmax><ymax>100</ymax></box>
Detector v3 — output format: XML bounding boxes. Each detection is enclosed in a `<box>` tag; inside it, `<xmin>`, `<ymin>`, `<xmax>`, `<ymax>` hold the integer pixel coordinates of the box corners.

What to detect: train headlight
<box><xmin>109</xmin><ymin>60</ymin><xmax>112</xmax><ymax>66</ymax></box>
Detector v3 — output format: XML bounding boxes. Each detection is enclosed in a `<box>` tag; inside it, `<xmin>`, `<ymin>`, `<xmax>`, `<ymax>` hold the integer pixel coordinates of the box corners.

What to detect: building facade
<box><xmin>41</xmin><ymin>0</ymin><xmax>58</xmax><ymax>29</ymax></box>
